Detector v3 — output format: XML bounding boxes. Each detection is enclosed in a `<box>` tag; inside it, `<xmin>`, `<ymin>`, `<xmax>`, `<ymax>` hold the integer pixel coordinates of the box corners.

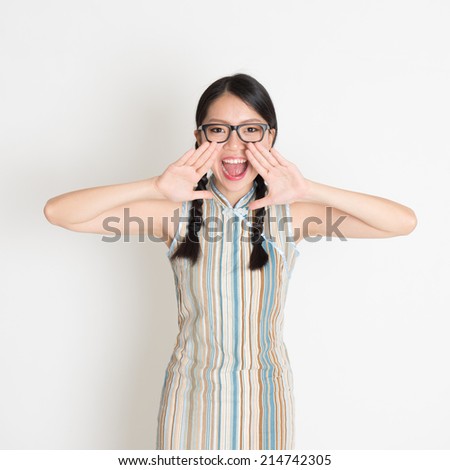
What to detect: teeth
<box><xmin>222</xmin><ymin>159</ymin><xmax>247</xmax><ymax>164</ymax></box>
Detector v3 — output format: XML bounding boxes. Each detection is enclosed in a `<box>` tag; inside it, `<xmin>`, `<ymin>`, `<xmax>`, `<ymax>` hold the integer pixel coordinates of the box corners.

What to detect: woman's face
<box><xmin>194</xmin><ymin>93</ymin><xmax>276</xmax><ymax>196</ymax></box>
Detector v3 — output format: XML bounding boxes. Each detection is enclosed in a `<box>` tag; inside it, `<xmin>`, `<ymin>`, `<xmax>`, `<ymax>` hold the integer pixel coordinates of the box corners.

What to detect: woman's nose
<box><xmin>224</xmin><ymin>129</ymin><xmax>245</xmax><ymax>148</ymax></box>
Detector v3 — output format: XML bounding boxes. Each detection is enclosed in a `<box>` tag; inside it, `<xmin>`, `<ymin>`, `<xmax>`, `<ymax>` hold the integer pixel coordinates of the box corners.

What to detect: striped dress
<box><xmin>156</xmin><ymin>174</ymin><xmax>300</xmax><ymax>450</ymax></box>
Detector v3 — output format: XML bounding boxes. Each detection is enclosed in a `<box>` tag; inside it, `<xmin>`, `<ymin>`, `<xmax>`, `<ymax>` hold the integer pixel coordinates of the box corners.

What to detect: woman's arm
<box><xmin>43</xmin><ymin>143</ymin><xmax>220</xmax><ymax>240</ymax></box>
<box><xmin>243</xmin><ymin>142</ymin><xmax>417</xmax><ymax>241</ymax></box>
<box><xmin>44</xmin><ymin>142</ymin><xmax>220</xmax><ymax>227</ymax></box>
<box><xmin>43</xmin><ymin>176</ymin><xmax>164</xmax><ymax>226</ymax></box>
<box><xmin>290</xmin><ymin>180</ymin><xmax>417</xmax><ymax>242</ymax></box>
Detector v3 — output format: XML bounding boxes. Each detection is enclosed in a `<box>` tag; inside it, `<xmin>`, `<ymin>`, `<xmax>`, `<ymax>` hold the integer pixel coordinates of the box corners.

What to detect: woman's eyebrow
<box><xmin>205</xmin><ymin>118</ymin><xmax>264</xmax><ymax>124</ymax></box>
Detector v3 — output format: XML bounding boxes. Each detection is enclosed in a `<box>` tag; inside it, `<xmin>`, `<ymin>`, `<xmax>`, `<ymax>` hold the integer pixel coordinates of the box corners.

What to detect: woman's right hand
<box><xmin>155</xmin><ymin>141</ymin><xmax>221</xmax><ymax>202</ymax></box>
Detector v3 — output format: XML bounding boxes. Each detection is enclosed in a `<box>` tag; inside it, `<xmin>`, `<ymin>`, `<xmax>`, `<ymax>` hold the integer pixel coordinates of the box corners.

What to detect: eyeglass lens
<box><xmin>205</xmin><ymin>124</ymin><xmax>265</xmax><ymax>143</ymax></box>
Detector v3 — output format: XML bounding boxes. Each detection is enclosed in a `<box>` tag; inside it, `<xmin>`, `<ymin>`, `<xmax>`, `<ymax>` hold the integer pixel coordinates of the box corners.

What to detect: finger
<box><xmin>254</xmin><ymin>142</ymin><xmax>279</xmax><ymax>167</ymax></box>
<box><xmin>188</xmin><ymin>141</ymin><xmax>218</xmax><ymax>167</ymax></box>
<box><xmin>246</xmin><ymin>143</ymin><xmax>272</xmax><ymax>172</ymax></box>
<box><xmin>245</xmin><ymin>148</ymin><xmax>270</xmax><ymax>176</ymax></box>
<box><xmin>175</xmin><ymin>141</ymin><xmax>210</xmax><ymax>167</ymax></box>
<box><xmin>194</xmin><ymin>142</ymin><xmax>221</xmax><ymax>175</ymax></box>
<box><xmin>190</xmin><ymin>190</ymin><xmax>214</xmax><ymax>200</ymax></box>
<box><xmin>270</xmin><ymin>147</ymin><xmax>290</xmax><ymax>167</ymax></box>
<box><xmin>248</xmin><ymin>197</ymin><xmax>270</xmax><ymax>211</ymax></box>
<box><xmin>174</xmin><ymin>147</ymin><xmax>197</xmax><ymax>166</ymax></box>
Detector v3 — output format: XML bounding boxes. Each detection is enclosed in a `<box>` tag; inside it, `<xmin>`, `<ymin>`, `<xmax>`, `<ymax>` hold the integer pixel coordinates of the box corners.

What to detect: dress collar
<box><xmin>208</xmin><ymin>174</ymin><xmax>257</xmax><ymax>218</ymax></box>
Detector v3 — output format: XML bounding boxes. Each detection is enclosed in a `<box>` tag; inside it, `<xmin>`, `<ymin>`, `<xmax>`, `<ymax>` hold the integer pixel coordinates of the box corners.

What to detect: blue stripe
<box><xmin>156</xmin><ymin>175</ymin><xmax>299</xmax><ymax>449</ymax></box>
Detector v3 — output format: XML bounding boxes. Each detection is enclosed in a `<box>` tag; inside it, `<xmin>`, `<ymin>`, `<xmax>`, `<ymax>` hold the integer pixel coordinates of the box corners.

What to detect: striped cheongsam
<box><xmin>156</xmin><ymin>173</ymin><xmax>300</xmax><ymax>450</ymax></box>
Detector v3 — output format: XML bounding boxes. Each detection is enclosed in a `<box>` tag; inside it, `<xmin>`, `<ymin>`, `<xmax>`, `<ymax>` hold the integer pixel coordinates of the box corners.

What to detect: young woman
<box><xmin>44</xmin><ymin>73</ymin><xmax>417</xmax><ymax>450</ymax></box>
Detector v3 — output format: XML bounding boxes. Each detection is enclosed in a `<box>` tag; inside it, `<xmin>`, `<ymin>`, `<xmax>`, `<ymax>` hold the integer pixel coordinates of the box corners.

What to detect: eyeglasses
<box><xmin>197</xmin><ymin>123</ymin><xmax>271</xmax><ymax>143</ymax></box>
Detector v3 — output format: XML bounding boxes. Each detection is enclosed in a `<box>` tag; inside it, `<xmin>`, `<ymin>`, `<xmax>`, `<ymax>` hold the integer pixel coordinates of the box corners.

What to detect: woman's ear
<box><xmin>268</xmin><ymin>128</ymin><xmax>277</xmax><ymax>148</ymax></box>
<box><xmin>194</xmin><ymin>129</ymin><xmax>202</xmax><ymax>147</ymax></box>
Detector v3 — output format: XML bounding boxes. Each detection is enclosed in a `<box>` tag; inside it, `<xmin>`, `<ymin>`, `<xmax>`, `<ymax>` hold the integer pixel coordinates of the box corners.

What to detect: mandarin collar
<box><xmin>208</xmin><ymin>174</ymin><xmax>257</xmax><ymax>218</ymax></box>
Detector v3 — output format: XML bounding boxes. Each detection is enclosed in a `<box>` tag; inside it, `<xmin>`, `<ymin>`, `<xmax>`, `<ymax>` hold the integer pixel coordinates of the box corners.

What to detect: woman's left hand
<box><xmin>245</xmin><ymin>142</ymin><xmax>310</xmax><ymax>211</ymax></box>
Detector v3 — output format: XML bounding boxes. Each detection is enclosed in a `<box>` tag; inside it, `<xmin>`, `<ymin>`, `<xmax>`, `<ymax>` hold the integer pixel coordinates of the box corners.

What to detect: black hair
<box><xmin>169</xmin><ymin>73</ymin><xmax>278</xmax><ymax>270</ymax></box>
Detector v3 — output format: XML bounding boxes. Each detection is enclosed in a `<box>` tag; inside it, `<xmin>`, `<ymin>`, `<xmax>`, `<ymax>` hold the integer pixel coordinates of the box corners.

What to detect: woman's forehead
<box><xmin>205</xmin><ymin>95</ymin><xmax>263</xmax><ymax>123</ymax></box>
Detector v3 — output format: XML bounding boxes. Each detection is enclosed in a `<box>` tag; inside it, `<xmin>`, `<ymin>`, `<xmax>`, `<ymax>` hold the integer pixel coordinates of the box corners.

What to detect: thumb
<box><xmin>248</xmin><ymin>198</ymin><xmax>270</xmax><ymax>211</ymax></box>
<box><xmin>192</xmin><ymin>190</ymin><xmax>215</xmax><ymax>200</ymax></box>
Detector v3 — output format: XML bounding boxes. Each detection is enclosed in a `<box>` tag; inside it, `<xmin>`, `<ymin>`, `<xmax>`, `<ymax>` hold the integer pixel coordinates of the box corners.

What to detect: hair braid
<box><xmin>249</xmin><ymin>174</ymin><xmax>269</xmax><ymax>270</ymax></box>
<box><xmin>169</xmin><ymin>173</ymin><xmax>208</xmax><ymax>265</ymax></box>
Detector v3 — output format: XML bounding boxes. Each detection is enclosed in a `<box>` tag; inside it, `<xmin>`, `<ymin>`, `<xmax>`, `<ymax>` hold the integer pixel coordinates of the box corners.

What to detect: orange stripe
<box><xmin>157</xmin><ymin>175</ymin><xmax>299</xmax><ymax>449</ymax></box>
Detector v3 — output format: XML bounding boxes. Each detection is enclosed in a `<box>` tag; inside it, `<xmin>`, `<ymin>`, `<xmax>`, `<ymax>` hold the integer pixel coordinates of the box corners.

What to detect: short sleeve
<box><xmin>285</xmin><ymin>202</ymin><xmax>301</xmax><ymax>258</ymax></box>
<box><xmin>260</xmin><ymin>203</ymin><xmax>300</xmax><ymax>279</ymax></box>
<box><xmin>166</xmin><ymin>200</ymin><xmax>190</xmax><ymax>258</ymax></box>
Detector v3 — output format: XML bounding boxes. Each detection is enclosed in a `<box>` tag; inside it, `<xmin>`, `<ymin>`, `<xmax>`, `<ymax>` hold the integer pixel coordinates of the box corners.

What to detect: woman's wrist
<box><xmin>296</xmin><ymin>178</ymin><xmax>320</xmax><ymax>203</ymax></box>
<box><xmin>144</xmin><ymin>176</ymin><xmax>166</xmax><ymax>200</ymax></box>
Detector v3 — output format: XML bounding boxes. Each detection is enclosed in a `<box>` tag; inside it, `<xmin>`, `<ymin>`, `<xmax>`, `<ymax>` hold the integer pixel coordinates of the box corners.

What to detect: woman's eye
<box><xmin>211</xmin><ymin>127</ymin><xmax>225</xmax><ymax>133</ymax></box>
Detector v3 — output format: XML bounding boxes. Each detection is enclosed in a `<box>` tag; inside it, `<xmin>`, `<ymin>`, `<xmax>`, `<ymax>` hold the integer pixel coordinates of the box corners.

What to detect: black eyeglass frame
<box><xmin>197</xmin><ymin>123</ymin><xmax>271</xmax><ymax>143</ymax></box>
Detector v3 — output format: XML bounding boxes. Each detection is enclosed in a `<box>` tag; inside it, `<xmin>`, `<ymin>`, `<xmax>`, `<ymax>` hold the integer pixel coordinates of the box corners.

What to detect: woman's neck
<box><xmin>211</xmin><ymin>174</ymin><xmax>254</xmax><ymax>208</ymax></box>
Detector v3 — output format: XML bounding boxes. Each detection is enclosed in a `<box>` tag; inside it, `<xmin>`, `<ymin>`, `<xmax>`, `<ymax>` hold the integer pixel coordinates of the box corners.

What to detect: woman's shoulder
<box><xmin>263</xmin><ymin>202</ymin><xmax>301</xmax><ymax>246</ymax></box>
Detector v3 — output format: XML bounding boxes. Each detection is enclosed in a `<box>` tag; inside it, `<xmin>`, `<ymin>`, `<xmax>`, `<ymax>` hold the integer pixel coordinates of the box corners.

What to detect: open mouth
<box><xmin>221</xmin><ymin>158</ymin><xmax>249</xmax><ymax>179</ymax></box>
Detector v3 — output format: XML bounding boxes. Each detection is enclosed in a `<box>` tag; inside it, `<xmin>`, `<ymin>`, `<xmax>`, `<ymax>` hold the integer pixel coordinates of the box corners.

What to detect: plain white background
<box><xmin>1</xmin><ymin>0</ymin><xmax>449</xmax><ymax>450</ymax></box>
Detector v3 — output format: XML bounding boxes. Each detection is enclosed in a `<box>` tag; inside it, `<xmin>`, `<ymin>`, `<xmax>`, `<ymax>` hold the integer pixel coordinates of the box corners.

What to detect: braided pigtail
<box><xmin>169</xmin><ymin>173</ymin><xmax>208</xmax><ymax>265</ymax></box>
<box><xmin>249</xmin><ymin>174</ymin><xmax>269</xmax><ymax>270</ymax></box>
